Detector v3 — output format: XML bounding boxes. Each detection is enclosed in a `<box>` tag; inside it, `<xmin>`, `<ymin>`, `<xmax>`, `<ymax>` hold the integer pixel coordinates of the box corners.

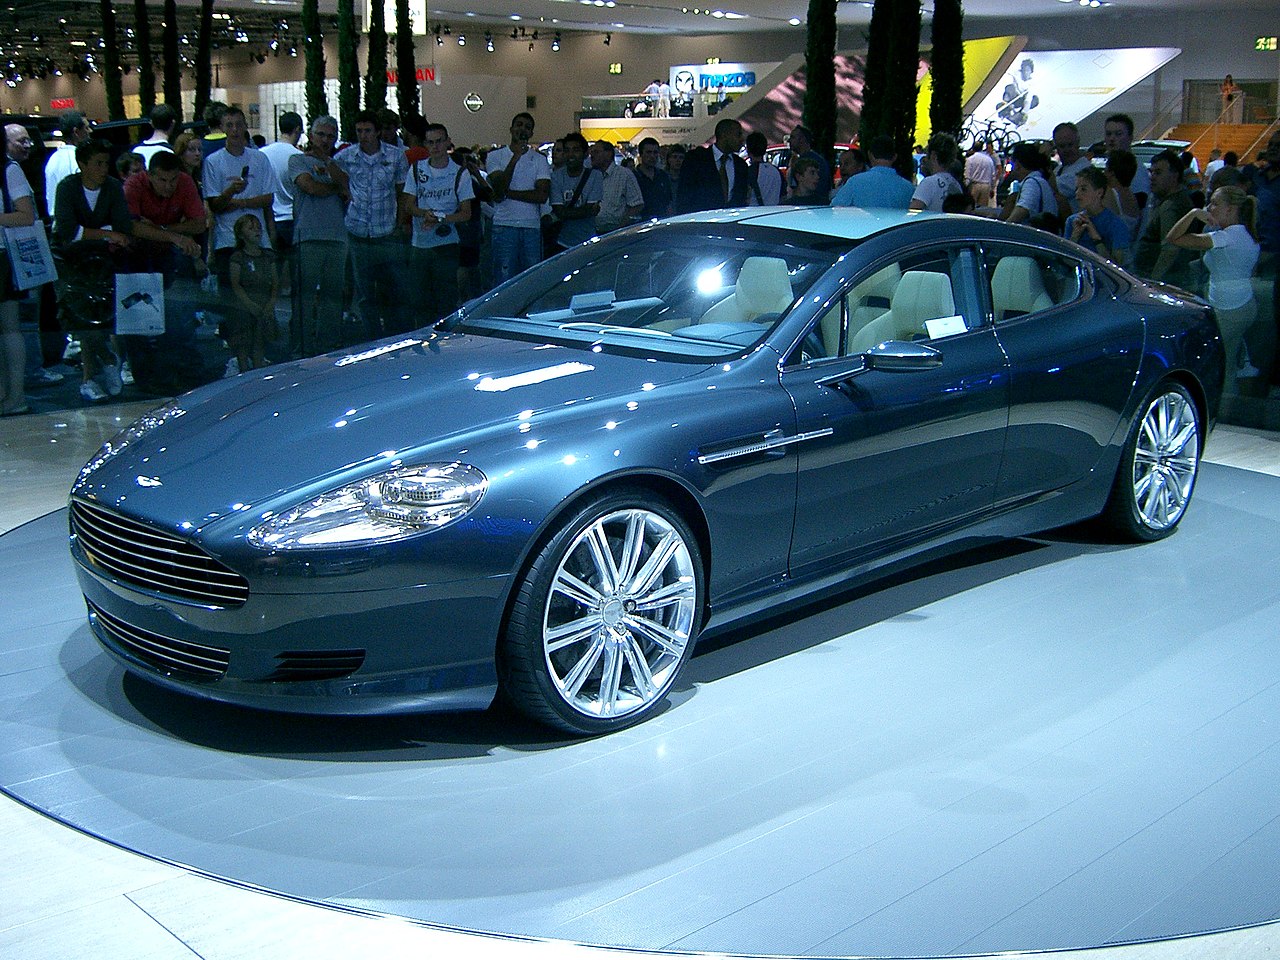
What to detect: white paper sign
<box><xmin>115</xmin><ymin>274</ymin><xmax>166</xmax><ymax>336</ymax></box>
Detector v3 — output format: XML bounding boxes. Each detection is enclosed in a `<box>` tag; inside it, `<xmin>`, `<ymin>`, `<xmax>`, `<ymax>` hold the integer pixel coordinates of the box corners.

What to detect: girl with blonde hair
<box><xmin>1168</xmin><ymin>185</ymin><xmax>1264</xmax><ymax>391</ymax></box>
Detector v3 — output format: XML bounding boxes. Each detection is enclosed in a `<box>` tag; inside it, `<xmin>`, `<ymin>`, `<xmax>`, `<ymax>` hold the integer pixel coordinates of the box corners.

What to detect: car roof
<box><xmin>661</xmin><ymin>205</ymin><xmax>946</xmax><ymax>241</ymax></box>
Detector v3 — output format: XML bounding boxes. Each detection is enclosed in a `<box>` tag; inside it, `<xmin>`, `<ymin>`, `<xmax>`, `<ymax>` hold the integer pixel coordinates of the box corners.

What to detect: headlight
<box><xmin>73</xmin><ymin>402</ymin><xmax>187</xmax><ymax>489</ymax></box>
<box><xmin>247</xmin><ymin>462</ymin><xmax>487</xmax><ymax>549</ymax></box>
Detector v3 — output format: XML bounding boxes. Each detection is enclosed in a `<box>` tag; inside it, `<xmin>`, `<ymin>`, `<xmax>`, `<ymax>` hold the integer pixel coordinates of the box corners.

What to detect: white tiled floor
<box><xmin>3</xmin><ymin>404</ymin><xmax>1280</xmax><ymax>960</ymax></box>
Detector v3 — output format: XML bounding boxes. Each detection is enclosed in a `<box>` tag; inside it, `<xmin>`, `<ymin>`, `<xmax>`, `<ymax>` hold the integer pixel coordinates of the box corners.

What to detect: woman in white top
<box><xmin>1167</xmin><ymin>185</ymin><xmax>1264</xmax><ymax>392</ymax></box>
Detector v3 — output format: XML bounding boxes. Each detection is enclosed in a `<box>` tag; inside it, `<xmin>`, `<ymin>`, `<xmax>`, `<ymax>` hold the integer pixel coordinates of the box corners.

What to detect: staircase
<box><xmin>1169</xmin><ymin>123</ymin><xmax>1272</xmax><ymax>170</ymax></box>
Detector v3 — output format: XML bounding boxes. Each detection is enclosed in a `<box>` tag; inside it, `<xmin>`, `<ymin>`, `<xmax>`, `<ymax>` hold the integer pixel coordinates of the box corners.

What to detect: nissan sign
<box><xmin>464</xmin><ymin>92</ymin><xmax>484</xmax><ymax>113</ymax></box>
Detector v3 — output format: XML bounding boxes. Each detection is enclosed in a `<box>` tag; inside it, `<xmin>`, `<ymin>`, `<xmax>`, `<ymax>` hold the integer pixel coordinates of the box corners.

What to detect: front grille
<box><xmin>88</xmin><ymin>600</ymin><xmax>231</xmax><ymax>681</ymax></box>
<box><xmin>71</xmin><ymin>498</ymin><xmax>250</xmax><ymax>607</ymax></box>
<box><xmin>266</xmin><ymin>650</ymin><xmax>367</xmax><ymax>682</ymax></box>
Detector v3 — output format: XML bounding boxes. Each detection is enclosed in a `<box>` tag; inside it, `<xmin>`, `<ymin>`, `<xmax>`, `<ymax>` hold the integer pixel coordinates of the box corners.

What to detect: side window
<box><xmin>843</xmin><ymin>249</ymin><xmax>974</xmax><ymax>356</ymax></box>
<box><xmin>985</xmin><ymin>247</ymin><xmax>1085</xmax><ymax>324</ymax></box>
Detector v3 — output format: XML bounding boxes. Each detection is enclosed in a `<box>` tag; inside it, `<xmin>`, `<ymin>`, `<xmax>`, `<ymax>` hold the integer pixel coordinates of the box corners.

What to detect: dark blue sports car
<box><xmin>69</xmin><ymin>209</ymin><xmax>1224</xmax><ymax>734</ymax></box>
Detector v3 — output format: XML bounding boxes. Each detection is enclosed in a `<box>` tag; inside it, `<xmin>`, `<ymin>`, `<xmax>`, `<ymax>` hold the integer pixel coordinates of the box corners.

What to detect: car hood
<box><xmin>73</xmin><ymin>331</ymin><xmax>708</xmax><ymax>530</ymax></box>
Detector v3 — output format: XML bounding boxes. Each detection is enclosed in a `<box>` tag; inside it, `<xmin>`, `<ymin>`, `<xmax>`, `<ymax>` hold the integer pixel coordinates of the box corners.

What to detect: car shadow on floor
<box><xmin>682</xmin><ymin>522</ymin><xmax>1131</xmax><ymax>685</ymax></box>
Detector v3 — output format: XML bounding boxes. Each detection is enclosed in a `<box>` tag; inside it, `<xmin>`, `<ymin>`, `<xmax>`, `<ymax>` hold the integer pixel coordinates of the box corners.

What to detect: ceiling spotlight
<box><xmin>458</xmin><ymin>33</ymin><xmax>466</xmax><ymax>46</ymax></box>
<box><xmin>551</xmin><ymin>33</ymin><xmax>560</xmax><ymax>51</ymax></box>
<box><xmin>510</xmin><ymin>27</ymin><xmax>519</xmax><ymax>39</ymax></box>
<box><xmin>485</xmin><ymin>32</ymin><xmax>494</xmax><ymax>52</ymax></box>
<box><xmin>529</xmin><ymin>42</ymin><xmax>535</xmax><ymax>51</ymax></box>
<box><xmin>604</xmin><ymin>32</ymin><xmax>611</xmax><ymax>45</ymax></box>
<box><xmin>789</xmin><ymin>17</ymin><xmax>802</xmax><ymax>25</ymax></box>
<box><xmin>436</xmin><ymin>34</ymin><xmax>443</xmax><ymax>46</ymax></box>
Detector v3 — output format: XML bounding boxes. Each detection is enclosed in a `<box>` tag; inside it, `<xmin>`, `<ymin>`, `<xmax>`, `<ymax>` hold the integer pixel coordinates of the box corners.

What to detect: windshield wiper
<box><xmin>557</xmin><ymin>322</ymin><xmax>673</xmax><ymax>339</ymax></box>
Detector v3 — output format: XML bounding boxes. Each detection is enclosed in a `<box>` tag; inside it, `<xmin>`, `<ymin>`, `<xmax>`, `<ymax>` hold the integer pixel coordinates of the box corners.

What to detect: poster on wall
<box><xmin>967</xmin><ymin>47</ymin><xmax>1181</xmax><ymax>140</ymax></box>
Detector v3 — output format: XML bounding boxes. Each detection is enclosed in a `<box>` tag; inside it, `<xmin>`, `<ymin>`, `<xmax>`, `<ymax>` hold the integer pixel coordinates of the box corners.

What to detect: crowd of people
<box><xmin>1</xmin><ymin>101</ymin><xmax>1278</xmax><ymax>416</ymax></box>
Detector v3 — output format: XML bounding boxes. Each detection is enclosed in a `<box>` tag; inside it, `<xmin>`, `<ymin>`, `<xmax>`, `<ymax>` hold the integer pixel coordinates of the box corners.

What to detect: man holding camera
<box><xmin>205</xmin><ymin>107</ymin><xmax>278</xmax><ymax>289</ymax></box>
<box><xmin>402</xmin><ymin>123</ymin><xmax>474</xmax><ymax>326</ymax></box>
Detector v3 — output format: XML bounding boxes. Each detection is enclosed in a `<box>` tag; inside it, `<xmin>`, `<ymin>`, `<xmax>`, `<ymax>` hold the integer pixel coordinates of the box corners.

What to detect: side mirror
<box><xmin>863</xmin><ymin>339</ymin><xmax>943</xmax><ymax>372</ymax></box>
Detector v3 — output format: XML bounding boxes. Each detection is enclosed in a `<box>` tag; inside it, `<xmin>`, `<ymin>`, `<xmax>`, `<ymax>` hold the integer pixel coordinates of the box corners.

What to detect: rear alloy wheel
<box><xmin>502</xmin><ymin>492</ymin><xmax>703</xmax><ymax>734</ymax></box>
<box><xmin>1104</xmin><ymin>382</ymin><xmax>1201</xmax><ymax>541</ymax></box>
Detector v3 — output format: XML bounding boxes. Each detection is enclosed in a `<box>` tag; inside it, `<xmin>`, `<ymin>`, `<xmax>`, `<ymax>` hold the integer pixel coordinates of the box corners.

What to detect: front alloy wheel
<box><xmin>502</xmin><ymin>493</ymin><xmax>703</xmax><ymax>734</ymax></box>
<box><xmin>1105</xmin><ymin>382</ymin><xmax>1201</xmax><ymax>541</ymax></box>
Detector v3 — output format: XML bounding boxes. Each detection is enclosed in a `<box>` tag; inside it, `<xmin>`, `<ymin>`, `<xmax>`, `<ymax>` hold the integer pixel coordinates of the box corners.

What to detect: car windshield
<box><xmin>448</xmin><ymin>223</ymin><xmax>852</xmax><ymax>360</ymax></box>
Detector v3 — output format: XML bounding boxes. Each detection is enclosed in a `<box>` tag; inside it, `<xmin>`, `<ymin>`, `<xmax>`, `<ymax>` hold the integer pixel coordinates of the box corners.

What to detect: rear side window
<box><xmin>984</xmin><ymin>247</ymin><xmax>1086</xmax><ymax>324</ymax></box>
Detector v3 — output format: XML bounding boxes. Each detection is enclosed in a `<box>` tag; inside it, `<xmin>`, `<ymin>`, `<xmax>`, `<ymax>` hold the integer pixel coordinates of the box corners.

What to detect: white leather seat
<box><xmin>700</xmin><ymin>256</ymin><xmax>794</xmax><ymax>326</ymax></box>
<box><xmin>826</xmin><ymin>263</ymin><xmax>902</xmax><ymax>355</ymax></box>
<box><xmin>990</xmin><ymin>256</ymin><xmax>1054</xmax><ymax>322</ymax></box>
<box><xmin>848</xmin><ymin>270</ymin><xmax>956</xmax><ymax>354</ymax></box>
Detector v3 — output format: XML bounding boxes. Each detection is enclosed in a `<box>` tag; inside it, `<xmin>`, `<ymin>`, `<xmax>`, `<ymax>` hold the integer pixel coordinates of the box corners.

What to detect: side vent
<box><xmin>266</xmin><ymin>650</ymin><xmax>366</xmax><ymax>682</ymax></box>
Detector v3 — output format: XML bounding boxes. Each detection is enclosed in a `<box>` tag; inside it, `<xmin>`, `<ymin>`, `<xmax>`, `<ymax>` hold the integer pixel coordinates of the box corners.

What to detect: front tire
<box><xmin>1103</xmin><ymin>381</ymin><xmax>1201</xmax><ymax>541</ymax></box>
<box><xmin>501</xmin><ymin>491</ymin><xmax>704</xmax><ymax>735</ymax></box>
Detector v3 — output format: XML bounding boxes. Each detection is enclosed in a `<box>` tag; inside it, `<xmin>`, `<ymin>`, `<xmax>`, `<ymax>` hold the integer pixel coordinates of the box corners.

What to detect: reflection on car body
<box><xmin>69</xmin><ymin>208</ymin><xmax>1224</xmax><ymax>735</ymax></box>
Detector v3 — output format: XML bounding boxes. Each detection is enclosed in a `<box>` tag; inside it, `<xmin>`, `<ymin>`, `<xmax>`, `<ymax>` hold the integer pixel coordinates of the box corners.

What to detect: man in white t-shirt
<box><xmin>486</xmin><ymin>112</ymin><xmax>551</xmax><ymax>286</ymax></box>
<box><xmin>403</xmin><ymin>123</ymin><xmax>475</xmax><ymax>324</ymax></box>
<box><xmin>44</xmin><ymin>110</ymin><xmax>91</xmax><ymax>219</ymax></box>
<box><xmin>260</xmin><ymin>111</ymin><xmax>304</xmax><ymax>296</ymax></box>
<box><xmin>203</xmin><ymin>107</ymin><xmax>280</xmax><ymax>293</ymax></box>
<box><xmin>657</xmin><ymin>80</ymin><xmax>672</xmax><ymax>119</ymax></box>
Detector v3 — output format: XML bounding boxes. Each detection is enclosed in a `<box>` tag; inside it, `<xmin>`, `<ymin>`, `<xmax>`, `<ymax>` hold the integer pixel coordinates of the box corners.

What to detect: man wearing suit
<box><xmin>676</xmin><ymin>118</ymin><xmax>751</xmax><ymax>213</ymax></box>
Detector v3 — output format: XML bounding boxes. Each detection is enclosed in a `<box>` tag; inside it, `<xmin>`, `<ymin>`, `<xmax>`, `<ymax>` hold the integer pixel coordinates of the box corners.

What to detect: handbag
<box><xmin>1</xmin><ymin>160</ymin><xmax>57</xmax><ymax>293</ymax></box>
<box><xmin>5</xmin><ymin>222</ymin><xmax>58</xmax><ymax>291</ymax></box>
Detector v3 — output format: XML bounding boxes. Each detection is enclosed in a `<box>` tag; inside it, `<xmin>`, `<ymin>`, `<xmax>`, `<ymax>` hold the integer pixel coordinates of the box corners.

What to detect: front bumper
<box><xmin>73</xmin><ymin>539</ymin><xmax>510</xmax><ymax>716</ymax></box>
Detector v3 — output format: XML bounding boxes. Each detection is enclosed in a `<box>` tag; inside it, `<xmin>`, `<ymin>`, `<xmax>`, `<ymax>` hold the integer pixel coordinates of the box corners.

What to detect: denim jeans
<box><xmin>489</xmin><ymin>225</ymin><xmax>541</xmax><ymax>287</ymax></box>
<box><xmin>408</xmin><ymin>244</ymin><xmax>461</xmax><ymax>326</ymax></box>
<box><xmin>349</xmin><ymin>233</ymin><xmax>408</xmax><ymax>340</ymax></box>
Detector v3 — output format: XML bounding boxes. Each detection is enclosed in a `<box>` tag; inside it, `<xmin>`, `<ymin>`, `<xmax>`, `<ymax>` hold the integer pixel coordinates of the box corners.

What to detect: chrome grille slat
<box><xmin>89</xmin><ymin>601</ymin><xmax>230</xmax><ymax>680</ymax></box>
<box><xmin>79</xmin><ymin>546</ymin><xmax>247</xmax><ymax>602</ymax></box>
<box><xmin>72</xmin><ymin>499</ymin><xmax>249</xmax><ymax>607</ymax></box>
<box><xmin>74</xmin><ymin>511</ymin><xmax>239</xmax><ymax>577</ymax></box>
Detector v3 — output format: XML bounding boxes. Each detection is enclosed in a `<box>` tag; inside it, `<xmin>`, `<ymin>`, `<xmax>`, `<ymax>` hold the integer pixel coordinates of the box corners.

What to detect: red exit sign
<box><xmin>51</xmin><ymin>98</ymin><xmax>76</xmax><ymax>110</ymax></box>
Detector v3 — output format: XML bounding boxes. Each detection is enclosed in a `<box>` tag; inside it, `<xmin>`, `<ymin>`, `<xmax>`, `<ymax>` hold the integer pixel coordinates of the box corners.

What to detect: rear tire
<box><xmin>500</xmin><ymin>490</ymin><xmax>704</xmax><ymax>735</ymax></box>
<box><xmin>1102</xmin><ymin>381</ymin><xmax>1201</xmax><ymax>542</ymax></box>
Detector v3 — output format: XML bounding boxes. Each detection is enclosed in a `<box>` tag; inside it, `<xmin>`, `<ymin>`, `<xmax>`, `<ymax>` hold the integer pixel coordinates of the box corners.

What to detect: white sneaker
<box><xmin>98</xmin><ymin>364</ymin><xmax>124</xmax><ymax>396</ymax></box>
<box><xmin>80</xmin><ymin>380</ymin><xmax>108</xmax><ymax>403</ymax></box>
<box><xmin>224</xmin><ymin>357</ymin><xmax>241</xmax><ymax>378</ymax></box>
<box><xmin>120</xmin><ymin>361</ymin><xmax>134</xmax><ymax>386</ymax></box>
<box><xmin>28</xmin><ymin>368</ymin><xmax>64</xmax><ymax>386</ymax></box>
